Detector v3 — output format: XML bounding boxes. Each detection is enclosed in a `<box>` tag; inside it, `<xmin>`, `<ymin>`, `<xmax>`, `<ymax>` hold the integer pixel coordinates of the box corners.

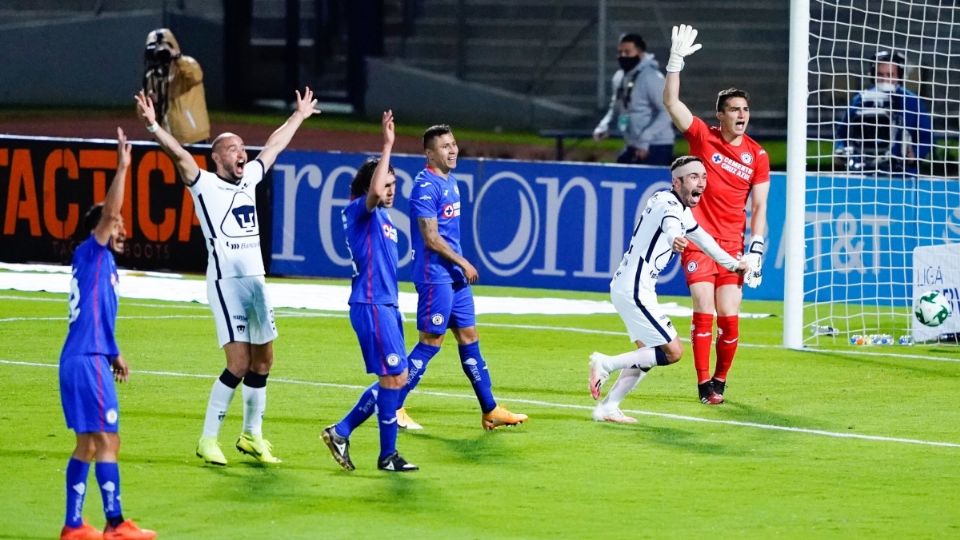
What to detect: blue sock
<box><xmin>335</xmin><ymin>382</ymin><xmax>377</xmax><ymax>438</ymax></box>
<box><xmin>458</xmin><ymin>341</ymin><xmax>497</xmax><ymax>413</ymax></box>
<box><xmin>376</xmin><ymin>385</ymin><xmax>401</xmax><ymax>461</ymax></box>
<box><xmin>64</xmin><ymin>458</ymin><xmax>90</xmax><ymax>527</ymax></box>
<box><xmin>398</xmin><ymin>343</ymin><xmax>441</xmax><ymax>407</ymax></box>
<box><xmin>94</xmin><ymin>461</ymin><xmax>123</xmax><ymax>522</ymax></box>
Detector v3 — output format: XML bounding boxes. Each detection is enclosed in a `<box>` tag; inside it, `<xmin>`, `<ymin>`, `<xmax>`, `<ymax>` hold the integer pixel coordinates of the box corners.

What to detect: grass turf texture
<box><xmin>1</xmin><ymin>283</ymin><xmax>959</xmax><ymax>539</ymax></box>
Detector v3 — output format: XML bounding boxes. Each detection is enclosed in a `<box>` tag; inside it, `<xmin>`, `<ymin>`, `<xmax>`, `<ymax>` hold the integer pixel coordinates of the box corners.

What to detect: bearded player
<box><xmin>663</xmin><ymin>24</ymin><xmax>768</xmax><ymax>405</ymax></box>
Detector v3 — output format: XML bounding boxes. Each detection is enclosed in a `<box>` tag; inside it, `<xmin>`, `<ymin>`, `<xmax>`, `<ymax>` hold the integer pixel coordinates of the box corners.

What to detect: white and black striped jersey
<box><xmin>612</xmin><ymin>189</ymin><xmax>737</xmax><ymax>297</ymax></box>
<box><xmin>188</xmin><ymin>159</ymin><xmax>266</xmax><ymax>280</ymax></box>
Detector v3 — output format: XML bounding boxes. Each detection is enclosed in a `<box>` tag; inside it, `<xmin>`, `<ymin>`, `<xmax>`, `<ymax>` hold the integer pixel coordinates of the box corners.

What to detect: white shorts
<box><xmin>207</xmin><ymin>276</ymin><xmax>278</xmax><ymax>348</ymax></box>
<box><xmin>610</xmin><ymin>288</ymin><xmax>677</xmax><ymax>347</ymax></box>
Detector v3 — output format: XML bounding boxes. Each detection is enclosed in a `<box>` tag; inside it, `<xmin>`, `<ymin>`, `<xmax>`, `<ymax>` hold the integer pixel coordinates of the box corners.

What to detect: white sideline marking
<box><xmin>0</xmin><ymin>315</ymin><xmax>209</xmax><ymax>323</ymax></box>
<box><xmin>2</xmin><ymin>358</ymin><xmax>958</xmax><ymax>449</ymax></box>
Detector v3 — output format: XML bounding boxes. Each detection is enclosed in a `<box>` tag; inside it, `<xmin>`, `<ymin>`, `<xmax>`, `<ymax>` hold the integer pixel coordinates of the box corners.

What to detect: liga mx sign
<box><xmin>269</xmin><ymin>151</ymin><xmax>692</xmax><ymax>295</ymax></box>
<box><xmin>912</xmin><ymin>244</ymin><xmax>960</xmax><ymax>341</ymax></box>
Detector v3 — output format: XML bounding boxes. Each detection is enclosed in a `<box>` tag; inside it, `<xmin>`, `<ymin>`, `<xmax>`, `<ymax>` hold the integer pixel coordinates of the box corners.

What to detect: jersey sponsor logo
<box><xmin>710</xmin><ymin>152</ymin><xmax>755</xmax><ymax>182</ymax></box>
<box><xmin>386</xmin><ymin>353</ymin><xmax>400</xmax><ymax>367</ymax></box>
<box><xmin>686</xmin><ymin>261</ymin><xmax>698</xmax><ymax>273</ymax></box>
<box><xmin>740</xmin><ymin>152</ymin><xmax>753</xmax><ymax>165</ymax></box>
<box><xmin>431</xmin><ymin>313</ymin><xmax>444</xmax><ymax>326</ymax></box>
<box><xmin>220</xmin><ymin>192</ymin><xmax>258</xmax><ymax>238</ymax></box>
<box><xmin>105</xmin><ymin>408</ymin><xmax>118</xmax><ymax>425</ymax></box>
<box><xmin>382</xmin><ymin>223</ymin><xmax>398</xmax><ymax>242</ymax></box>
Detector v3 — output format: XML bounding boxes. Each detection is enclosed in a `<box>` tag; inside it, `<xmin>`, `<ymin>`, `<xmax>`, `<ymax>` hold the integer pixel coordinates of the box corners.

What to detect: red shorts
<box><xmin>681</xmin><ymin>238</ymin><xmax>744</xmax><ymax>287</ymax></box>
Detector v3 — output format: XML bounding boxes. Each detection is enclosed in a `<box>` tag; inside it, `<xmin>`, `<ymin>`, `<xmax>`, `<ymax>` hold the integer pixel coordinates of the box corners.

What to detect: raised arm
<box><xmin>93</xmin><ymin>128</ymin><xmax>131</xmax><ymax>246</ymax></box>
<box><xmin>135</xmin><ymin>90</ymin><xmax>199</xmax><ymax>182</ymax></box>
<box><xmin>418</xmin><ymin>217</ymin><xmax>479</xmax><ymax>283</ymax></box>
<box><xmin>663</xmin><ymin>24</ymin><xmax>701</xmax><ymax>133</ymax></box>
<box><xmin>255</xmin><ymin>87</ymin><xmax>321</xmax><ymax>170</ymax></box>
<box><xmin>366</xmin><ymin>110</ymin><xmax>395</xmax><ymax>211</ymax></box>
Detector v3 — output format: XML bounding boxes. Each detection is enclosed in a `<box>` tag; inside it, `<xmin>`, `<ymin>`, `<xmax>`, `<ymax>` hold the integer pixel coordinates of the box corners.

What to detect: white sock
<box><xmin>202</xmin><ymin>379</ymin><xmax>237</xmax><ymax>438</ymax></box>
<box><xmin>602</xmin><ymin>368</ymin><xmax>648</xmax><ymax>409</ymax></box>
<box><xmin>242</xmin><ymin>384</ymin><xmax>267</xmax><ymax>437</ymax></box>
<box><xmin>597</xmin><ymin>348</ymin><xmax>657</xmax><ymax>372</ymax></box>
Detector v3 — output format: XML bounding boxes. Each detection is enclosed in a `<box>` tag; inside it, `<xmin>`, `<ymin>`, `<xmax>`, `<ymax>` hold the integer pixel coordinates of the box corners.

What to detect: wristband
<box><xmin>747</xmin><ymin>234</ymin><xmax>765</xmax><ymax>256</ymax></box>
<box><xmin>146</xmin><ymin>122</ymin><xmax>159</xmax><ymax>133</ymax></box>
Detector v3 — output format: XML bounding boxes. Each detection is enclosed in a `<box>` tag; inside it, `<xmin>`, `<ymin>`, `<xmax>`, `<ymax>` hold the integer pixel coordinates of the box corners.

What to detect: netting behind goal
<box><xmin>798</xmin><ymin>0</ymin><xmax>960</xmax><ymax>346</ymax></box>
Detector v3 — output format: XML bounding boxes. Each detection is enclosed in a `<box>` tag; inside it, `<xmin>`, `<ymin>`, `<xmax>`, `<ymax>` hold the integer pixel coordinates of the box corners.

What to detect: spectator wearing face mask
<box><xmin>593</xmin><ymin>33</ymin><xmax>675</xmax><ymax>166</ymax></box>
<box><xmin>834</xmin><ymin>49</ymin><xmax>932</xmax><ymax>174</ymax></box>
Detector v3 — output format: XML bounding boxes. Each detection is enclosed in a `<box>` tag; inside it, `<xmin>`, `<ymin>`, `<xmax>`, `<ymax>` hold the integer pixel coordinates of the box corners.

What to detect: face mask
<box><xmin>618</xmin><ymin>56</ymin><xmax>640</xmax><ymax>72</ymax></box>
<box><xmin>875</xmin><ymin>81</ymin><xmax>897</xmax><ymax>92</ymax></box>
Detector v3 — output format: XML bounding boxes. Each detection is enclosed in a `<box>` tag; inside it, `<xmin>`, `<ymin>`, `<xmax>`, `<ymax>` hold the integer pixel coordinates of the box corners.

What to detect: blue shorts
<box><xmin>415</xmin><ymin>281</ymin><xmax>476</xmax><ymax>334</ymax></box>
<box><xmin>59</xmin><ymin>354</ymin><xmax>120</xmax><ymax>433</ymax></box>
<box><xmin>349</xmin><ymin>303</ymin><xmax>408</xmax><ymax>376</ymax></box>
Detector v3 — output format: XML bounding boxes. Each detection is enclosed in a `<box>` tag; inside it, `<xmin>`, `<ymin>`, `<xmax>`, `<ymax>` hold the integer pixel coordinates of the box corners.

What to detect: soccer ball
<box><xmin>914</xmin><ymin>291</ymin><xmax>952</xmax><ymax>327</ymax></box>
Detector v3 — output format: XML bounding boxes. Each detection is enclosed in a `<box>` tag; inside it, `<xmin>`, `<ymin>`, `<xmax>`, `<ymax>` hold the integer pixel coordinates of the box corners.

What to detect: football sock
<box><xmin>242</xmin><ymin>372</ymin><xmax>269</xmax><ymax>437</ymax></box>
<box><xmin>691</xmin><ymin>312</ymin><xmax>715</xmax><ymax>383</ymax></box>
<box><xmin>714</xmin><ymin>315</ymin><xmax>740</xmax><ymax>382</ymax></box>
<box><xmin>458</xmin><ymin>341</ymin><xmax>497</xmax><ymax>413</ymax></box>
<box><xmin>376</xmin><ymin>385</ymin><xmax>401</xmax><ymax>461</ymax></box>
<box><xmin>94</xmin><ymin>462</ymin><xmax>122</xmax><ymax>523</ymax></box>
<box><xmin>598</xmin><ymin>348</ymin><xmax>658</xmax><ymax>372</ymax></box>
<box><xmin>202</xmin><ymin>369</ymin><xmax>241</xmax><ymax>438</ymax></box>
<box><xmin>336</xmin><ymin>382</ymin><xmax>378</xmax><ymax>438</ymax></box>
<box><xmin>64</xmin><ymin>457</ymin><xmax>90</xmax><ymax>527</ymax></box>
<box><xmin>601</xmin><ymin>367</ymin><xmax>649</xmax><ymax>409</ymax></box>
<box><xmin>397</xmin><ymin>343</ymin><xmax>441</xmax><ymax>407</ymax></box>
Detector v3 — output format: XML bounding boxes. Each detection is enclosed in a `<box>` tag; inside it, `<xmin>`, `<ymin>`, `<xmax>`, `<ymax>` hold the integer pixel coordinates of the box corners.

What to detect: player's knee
<box><xmin>419</xmin><ymin>332</ymin><xmax>444</xmax><ymax>347</ymax></box>
<box><xmin>380</xmin><ymin>371</ymin><xmax>407</xmax><ymax>389</ymax></box>
<box><xmin>452</xmin><ymin>326</ymin><xmax>478</xmax><ymax>345</ymax></box>
<box><xmin>663</xmin><ymin>342</ymin><xmax>684</xmax><ymax>363</ymax></box>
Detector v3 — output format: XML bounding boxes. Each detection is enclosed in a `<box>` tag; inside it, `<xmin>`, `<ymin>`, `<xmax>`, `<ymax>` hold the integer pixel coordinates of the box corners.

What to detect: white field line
<box><xmin>1</xmin><ymin>358</ymin><xmax>957</xmax><ymax>449</ymax></box>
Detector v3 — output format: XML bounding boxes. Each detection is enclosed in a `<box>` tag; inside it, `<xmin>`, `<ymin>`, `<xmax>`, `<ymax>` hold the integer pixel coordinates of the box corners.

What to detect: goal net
<box><xmin>791</xmin><ymin>0</ymin><xmax>960</xmax><ymax>347</ymax></box>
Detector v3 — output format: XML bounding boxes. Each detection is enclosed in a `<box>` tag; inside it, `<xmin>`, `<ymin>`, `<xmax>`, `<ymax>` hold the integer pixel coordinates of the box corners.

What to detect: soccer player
<box><xmin>392</xmin><ymin>124</ymin><xmax>527</xmax><ymax>431</ymax></box>
<box><xmin>321</xmin><ymin>110</ymin><xmax>418</xmax><ymax>473</ymax></box>
<box><xmin>135</xmin><ymin>87</ymin><xmax>320</xmax><ymax>464</ymax></box>
<box><xmin>662</xmin><ymin>24</ymin><xmax>768</xmax><ymax>405</ymax></box>
<box><xmin>589</xmin><ymin>156</ymin><xmax>747</xmax><ymax>422</ymax></box>
<box><xmin>59</xmin><ymin>128</ymin><xmax>157</xmax><ymax>540</ymax></box>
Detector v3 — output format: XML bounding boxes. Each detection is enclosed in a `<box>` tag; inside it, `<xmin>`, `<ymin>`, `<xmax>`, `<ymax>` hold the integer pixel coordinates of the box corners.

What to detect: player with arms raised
<box><xmin>589</xmin><ymin>157</ymin><xmax>748</xmax><ymax>421</ymax></box>
<box><xmin>321</xmin><ymin>110</ymin><xmax>418</xmax><ymax>473</ymax></box>
<box><xmin>663</xmin><ymin>24</ymin><xmax>768</xmax><ymax>405</ymax></box>
<box><xmin>58</xmin><ymin>129</ymin><xmax>156</xmax><ymax>540</ymax></box>
<box><xmin>135</xmin><ymin>87</ymin><xmax>320</xmax><ymax>465</ymax></box>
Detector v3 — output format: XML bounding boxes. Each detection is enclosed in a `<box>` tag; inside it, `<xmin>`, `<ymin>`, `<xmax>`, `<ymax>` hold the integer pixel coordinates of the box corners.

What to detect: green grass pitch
<box><xmin>1</xmin><ymin>282</ymin><xmax>959</xmax><ymax>539</ymax></box>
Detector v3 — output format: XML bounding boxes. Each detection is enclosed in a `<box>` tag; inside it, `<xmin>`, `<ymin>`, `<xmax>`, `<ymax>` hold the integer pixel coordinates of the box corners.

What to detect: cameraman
<box><xmin>143</xmin><ymin>28</ymin><xmax>210</xmax><ymax>145</ymax></box>
<box><xmin>834</xmin><ymin>49</ymin><xmax>932</xmax><ymax>174</ymax></box>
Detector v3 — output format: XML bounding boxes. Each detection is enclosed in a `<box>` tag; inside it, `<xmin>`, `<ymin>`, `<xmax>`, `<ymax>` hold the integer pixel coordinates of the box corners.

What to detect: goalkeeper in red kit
<box><xmin>662</xmin><ymin>24</ymin><xmax>769</xmax><ymax>405</ymax></box>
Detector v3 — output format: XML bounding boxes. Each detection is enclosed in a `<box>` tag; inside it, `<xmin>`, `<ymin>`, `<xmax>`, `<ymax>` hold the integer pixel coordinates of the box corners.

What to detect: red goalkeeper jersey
<box><xmin>683</xmin><ymin>117</ymin><xmax>770</xmax><ymax>243</ymax></box>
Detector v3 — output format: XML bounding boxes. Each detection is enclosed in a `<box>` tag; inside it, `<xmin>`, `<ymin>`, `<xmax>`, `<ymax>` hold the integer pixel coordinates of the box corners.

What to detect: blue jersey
<box><xmin>409</xmin><ymin>166</ymin><xmax>464</xmax><ymax>284</ymax></box>
<box><xmin>343</xmin><ymin>197</ymin><xmax>400</xmax><ymax>304</ymax></box>
<box><xmin>60</xmin><ymin>236</ymin><xmax>120</xmax><ymax>358</ymax></box>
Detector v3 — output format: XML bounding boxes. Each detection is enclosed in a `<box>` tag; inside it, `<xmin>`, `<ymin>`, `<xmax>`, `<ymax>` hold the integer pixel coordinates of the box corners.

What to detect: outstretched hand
<box><xmin>382</xmin><ymin>109</ymin><xmax>395</xmax><ymax>147</ymax></box>
<box><xmin>116</xmin><ymin>127</ymin><xmax>132</xmax><ymax>169</ymax></box>
<box><xmin>666</xmin><ymin>24</ymin><xmax>703</xmax><ymax>72</ymax></box>
<box><xmin>134</xmin><ymin>90</ymin><xmax>156</xmax><ymax>125</ymax></box>
<box><xmin>294</xmin><ymin>87</ymin><xmax>322</xmax><ymax>120</ymax></box>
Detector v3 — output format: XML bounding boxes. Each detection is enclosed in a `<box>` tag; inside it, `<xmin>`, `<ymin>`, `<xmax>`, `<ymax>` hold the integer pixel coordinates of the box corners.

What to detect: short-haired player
<box><xmin>589</xmin><ymin>156</ymin><xmax>748</xmax><ymax>422</ymax></box>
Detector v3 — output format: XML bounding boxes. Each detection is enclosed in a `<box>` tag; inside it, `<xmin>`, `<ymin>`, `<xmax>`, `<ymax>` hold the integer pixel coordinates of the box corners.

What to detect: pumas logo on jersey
<box><xmin>382</xmin><ymin>223</ymin><xmax>398</xmax><ymax>242</ymax></box>
<box><xmin>431</xmin><ymin>313</ymin><xmax>445</xmax><ymax>326</ymax></box>
<box><xmin>686</xmin><ymin>261</ymin><xmax>698</xmax><ymax>273</ymax></box>
<box><xmin>386</xmin><ymin>354</ymin><xmax>400</xmax><ymax>367</ymax></box>
<box><xmin>236</xmin><ymin>324</ymin><xmax>246</xmax><ymax>333</ymax></box>
<box><xmin>221</xmin><ymin>192</ymin><xmax>258</xmax><ymax>237</ymax></box>
<box><xmin>741</xmin><ymin>152</ymin><xmax>753</xmax><ymax>165</ymax></box>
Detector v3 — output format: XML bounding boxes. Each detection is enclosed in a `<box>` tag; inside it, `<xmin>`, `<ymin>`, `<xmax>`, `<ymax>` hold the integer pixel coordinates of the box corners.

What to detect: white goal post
<box><xmin>785</xmin><ymin>0</ymin><xmax>960</xmax><ymax>348</ymax></box>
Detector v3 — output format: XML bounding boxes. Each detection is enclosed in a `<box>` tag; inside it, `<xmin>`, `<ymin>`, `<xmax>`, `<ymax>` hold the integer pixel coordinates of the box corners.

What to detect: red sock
<box><xmin>714</xmin><ymin>315</ymin><xmax>740</xmax><ymax>381</ymax></box>
<box><xmin>691</xmin><ymin>312</ymin><xmax>714</xmax><ymax>383</ymax></box>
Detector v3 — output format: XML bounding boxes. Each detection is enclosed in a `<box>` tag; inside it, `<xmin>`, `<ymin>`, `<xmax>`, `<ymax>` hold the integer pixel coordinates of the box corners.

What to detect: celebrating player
<box><xmin>58</xmin><ymin>128</ymin><xmax>157</xmax><ymax>540</ymax></box>
<box><xmin>392</xmin><ymin>124</ymin><xmax>527</xmax><ymax>431</ymax></box>
<box><xmin>663</xmin><ymin>24</ymin><xmax>768</xmax><ymax>404</ymax></box>
<box><xmin>321</xmin><ymin>110</ymin><xmax>418</xmax><ymax>473</ymax></box>
<box><xmin>136</xmin><ymin>87</ymin><xmax>320</xmax><ymax>465</ymax></box>
<box><xmin>589</xmin><ymin>156</ymin><xmax>748</xmax><ymax>422</ymax></box>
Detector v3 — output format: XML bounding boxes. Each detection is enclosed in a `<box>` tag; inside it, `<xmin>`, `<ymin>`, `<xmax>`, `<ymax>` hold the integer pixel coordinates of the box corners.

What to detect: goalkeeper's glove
<box><xmin>666</xmin><ymin>24</ymin><xmax>703</xmax><ymax>73</ymax></box>
<box><xmin>743</xmin><ymin>235</ymin><xmax>764</xmax><ymax>288</ymax></box>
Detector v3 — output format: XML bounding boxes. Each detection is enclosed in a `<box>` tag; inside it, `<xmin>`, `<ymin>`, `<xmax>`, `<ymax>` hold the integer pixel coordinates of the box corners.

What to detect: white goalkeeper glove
<box><xmin>743</xmin><ymin>235</ymin><xmax>764</xmax><ymax>288</ymax></box>
<box><xmin>666</xmin><ymin>24</ymin><xmax>703</xmax><ymax>73</ymax></box>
